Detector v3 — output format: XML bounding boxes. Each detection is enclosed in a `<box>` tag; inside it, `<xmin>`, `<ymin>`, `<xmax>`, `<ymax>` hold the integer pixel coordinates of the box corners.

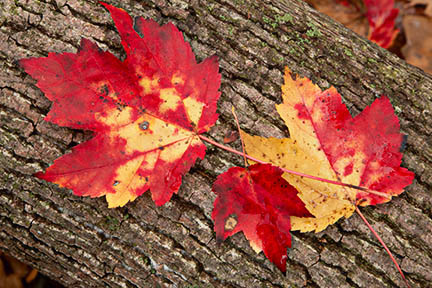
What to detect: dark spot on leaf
<box><xmin>116</xmin><ymin>103</ymin><xmax>126</xmax><ymax>111</ymax></box>
<box><xmin>100</xmin><ymin>84</ymin><xmax>109</xmax><ymax>96</ymax></box>
<box><xmin>133</xmin><ymin>17</ymin><xmax>145</xmax><ymax>37</ymax></box>
<box><xmin>158</xmin><ymin>146</ymin><xmax>164</xmax><ymax>150</ymax></box>
<box><xmin>113</xmin><ymin>181</ymin><xmax>120</xmax><ymax>186</ymax></box>
<box><xmin>139</xmin><ymin>121</ymin><xmax>150</xmax><ymax>130</ymax></box>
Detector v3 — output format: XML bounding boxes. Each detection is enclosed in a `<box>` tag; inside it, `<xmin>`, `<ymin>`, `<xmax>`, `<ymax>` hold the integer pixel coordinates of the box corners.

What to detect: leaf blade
<box><xmin>212</xmin><ymin>163</ymin><xmax>312</xmax><ymax>272</ymax></box>
<box><xmin>25</xmin><ymin>2</ymin><xmax>221</xmax><ymax>207</ymax></box>
<box><xmin>242</xmin><ymin>67</ymin><xmax>414</xmax><ymax>232</ymax></box>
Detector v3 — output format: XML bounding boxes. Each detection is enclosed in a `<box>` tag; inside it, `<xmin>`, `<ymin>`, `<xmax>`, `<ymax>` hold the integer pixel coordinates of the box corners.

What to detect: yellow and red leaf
<box><xmin>21</xmin><ymin>2</ymin><xmax>221</xmax><ymax>207</ymax></box>
<box><xmin>242</xmin><ymin>68</ymin><xmax>414</xmax><ymax>232</ymax></box>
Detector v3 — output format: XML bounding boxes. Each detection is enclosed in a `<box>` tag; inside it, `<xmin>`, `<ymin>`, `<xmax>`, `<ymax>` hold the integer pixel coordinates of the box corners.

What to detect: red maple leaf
<box><xmin>305</xmin><ymin>0</ymin><xmax>399</xmax><ymax>48</ymax></box>
<box><xmin>212</xmin><ymin>163</ymin><xmax>313</xmax><ymax>273</ymax></box>
<box><xmin>364</xmin><ymin>0</ymin><xmax>399</xmax><ymax>48</ymax></box>
<box><xmin>20</xmin><ymin>2</ymin><xmax>221</xmax><ymax>207</ymax></box>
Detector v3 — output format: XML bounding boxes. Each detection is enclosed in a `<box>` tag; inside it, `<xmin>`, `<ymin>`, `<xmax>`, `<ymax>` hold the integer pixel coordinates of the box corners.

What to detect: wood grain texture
<box><xmin>0</xmin><ymin>0</ymin><xmax>431</xmax><ymax>287</ymax></box>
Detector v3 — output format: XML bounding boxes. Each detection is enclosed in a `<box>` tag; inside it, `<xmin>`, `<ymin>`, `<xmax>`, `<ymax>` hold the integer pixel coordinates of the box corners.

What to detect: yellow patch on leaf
<box><xmin>171</xmin><ymin>72</ymin><xmax>185</xmax><ymax>86</ymax></box>
<box><xmin>139</xmin><ymin>76</ymin><xmax>160</xmax><ymax>94</ymax></box>
<box><xmin>183</xmin><ymin>96</ymin><xmax>204</xmax><ymax>126</ymax></box>
<box><xmin>160</xmin><ymin>88</ymin><xmax>182</xmax><ymax>113</ymax></box>
<box><xmin>107</xmin><ymin>155</ymin><xmax>144</xmax><ymax>207</ymax></box>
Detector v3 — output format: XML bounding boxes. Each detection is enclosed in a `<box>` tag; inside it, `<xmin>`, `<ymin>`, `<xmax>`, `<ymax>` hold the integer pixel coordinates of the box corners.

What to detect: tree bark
<box><xmin>1</xmin><ymin>0</ymin><xmax>431</xmax><ymax>287</ymax></box>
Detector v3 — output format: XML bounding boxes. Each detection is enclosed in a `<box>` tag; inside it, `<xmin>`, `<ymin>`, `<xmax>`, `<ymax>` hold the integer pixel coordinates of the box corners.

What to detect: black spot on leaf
<box><xmin>139</xmin><ymin>121</ymin><xmax>150</xmax><ymax>130</ymax></box>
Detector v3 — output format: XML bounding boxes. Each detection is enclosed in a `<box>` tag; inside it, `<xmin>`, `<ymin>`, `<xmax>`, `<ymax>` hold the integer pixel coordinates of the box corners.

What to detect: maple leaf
<box><xmin>20</xmin><ymin>2</ymin><xmax>221</xmax><ymax>207</ymax></box>
<box><xmin>305</xmin><ymin>0</ymin><xmax>398</xmax><ymax>48</ymax></box>
<box><xmin>211</xmin><ymin>163</ymin><xmax>312</xmax><ymax>273</ymax></box>
<box><xmin>241</xmin><ymin>68</ymin><xmax>414</xmax><ymax>232</ymax></box>
<box><xmin>364</xmin><ymin>0</ymin><xmax>399</xmax><ymax>48</ymax></box>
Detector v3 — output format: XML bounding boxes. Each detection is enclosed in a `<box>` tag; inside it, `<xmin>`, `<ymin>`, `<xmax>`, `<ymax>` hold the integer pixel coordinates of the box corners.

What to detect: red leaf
<box><xmin>212</xmin><ymin>163</ymin><xmax>312</xmax><ymax>273</ymax></box>
<box><xmin>305</xmin><ymin>0</ymin><xmax>398</xmax><ymax>48</ymax></box>
<box><xmin>364</xmin><ymin>0</ymin><xmax>399</xmax><ymax>48</ymax></box>
<box><xmin>21</xmin><ymin>2</ymin><xmax>221</xmax><ymax>207</ymax></box>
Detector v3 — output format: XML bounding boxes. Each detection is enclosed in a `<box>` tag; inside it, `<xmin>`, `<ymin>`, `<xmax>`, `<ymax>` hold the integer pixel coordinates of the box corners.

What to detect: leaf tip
<box><xmin>34</xmin><ymin>171</ymin><xmax>46</xmax><ymax>180</ymax></box>
<box><xmin>284</xmin><ymin>66</ymin><xmax>293</xmax><ymax>78</ymax></box>
<box><xmin>98</xmin><ymin>1</ymin><xmax>110</xmax><ymax>9</ymax></box>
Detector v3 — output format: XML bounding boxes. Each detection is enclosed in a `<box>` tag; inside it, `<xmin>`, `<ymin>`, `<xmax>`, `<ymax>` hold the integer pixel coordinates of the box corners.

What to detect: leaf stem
<box><xmin>231</xmin><ymin>106</ymin><xmax>248</xmax><ymax>168</ymax></box>
<box><xmin>355</xmin><ymin>206</ymin><xmax>411</xmax><ymax>288</ymax></box>
<box><xmin>199</xmin><ymin>135</ymin><xmax>391</xmax><ymax>199</ymax></box>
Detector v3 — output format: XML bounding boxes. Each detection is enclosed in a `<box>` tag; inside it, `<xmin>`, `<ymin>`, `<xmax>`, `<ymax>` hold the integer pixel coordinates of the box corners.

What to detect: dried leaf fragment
<box><xmin>402</xmin><ymin>15</ymin><xmax>432</xmax><ymax>74</ymax></box>
<box><xmin>407</xmin><ymin>0</ymin><xmax>432</xmax><ymax>17</ymax></box>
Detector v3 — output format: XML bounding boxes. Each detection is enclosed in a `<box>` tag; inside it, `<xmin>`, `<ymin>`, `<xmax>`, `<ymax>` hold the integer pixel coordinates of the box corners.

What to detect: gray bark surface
<box><xmin>1</xmin><ymin>0</ymin><xmax>431</xmax><ymax>287</ymax></box>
